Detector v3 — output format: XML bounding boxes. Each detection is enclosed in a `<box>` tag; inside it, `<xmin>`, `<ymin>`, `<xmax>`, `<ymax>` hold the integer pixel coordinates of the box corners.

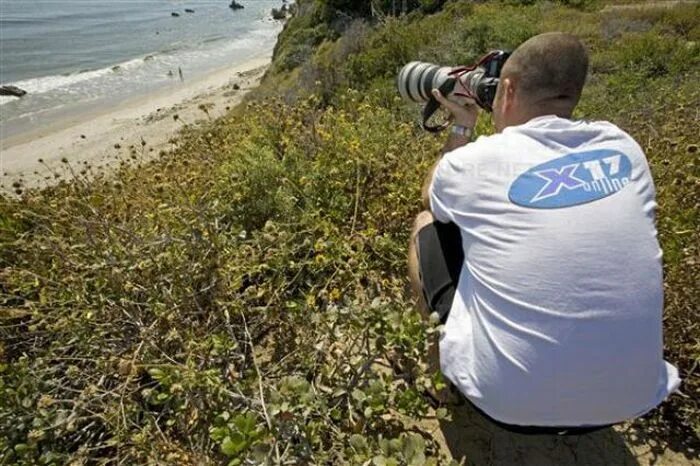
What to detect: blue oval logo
<box><xmin>508</xmin><ymin>149</ymin><xmax>632</xmax><ymax>209</ymax></box>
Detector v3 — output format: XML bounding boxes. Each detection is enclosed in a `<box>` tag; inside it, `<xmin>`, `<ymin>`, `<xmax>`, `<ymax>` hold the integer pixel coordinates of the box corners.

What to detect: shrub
<box><xmin>1</xmin><ymin>0</ymin><xmax>699</xmax><ymax>463</ymax></box>
<box><xmin>612</xmin><ymin>29</ymin><xmax>700</xmax><ymax>77</ymax></box>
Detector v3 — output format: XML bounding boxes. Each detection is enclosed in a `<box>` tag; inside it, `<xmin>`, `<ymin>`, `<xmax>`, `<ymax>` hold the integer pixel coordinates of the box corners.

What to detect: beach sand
<box><xmin>0</xmin><ymin>54</ymin><xmax>271</xmax><ymax>194</ymax></box>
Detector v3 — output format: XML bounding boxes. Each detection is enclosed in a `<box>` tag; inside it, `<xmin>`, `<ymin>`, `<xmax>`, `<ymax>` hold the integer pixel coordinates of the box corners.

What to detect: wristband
<box><xmin>451</xmin><ymin>124</ymin><xmax>473</xmax><ymax>139</ymax></box>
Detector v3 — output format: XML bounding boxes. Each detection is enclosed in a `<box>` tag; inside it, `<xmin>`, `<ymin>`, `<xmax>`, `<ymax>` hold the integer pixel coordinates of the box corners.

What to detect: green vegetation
<box><xmin>1</xmin><ymin>0</ymin><xmax>698</xmax><ymax>464</ymax></box>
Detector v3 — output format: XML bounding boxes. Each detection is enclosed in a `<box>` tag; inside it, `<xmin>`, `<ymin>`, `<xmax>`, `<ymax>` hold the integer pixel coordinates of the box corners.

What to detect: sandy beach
<box><xmin>0</xmin><ymin>54</ymin><xmax>271</xmax><ymax>194</ymax></box>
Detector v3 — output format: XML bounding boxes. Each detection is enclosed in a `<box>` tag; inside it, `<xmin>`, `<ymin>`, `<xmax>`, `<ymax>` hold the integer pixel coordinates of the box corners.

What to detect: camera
<box><xmin>397</xmin><ymin>50</ymin><xmax>510</xmax><ymax>132</ymax></box>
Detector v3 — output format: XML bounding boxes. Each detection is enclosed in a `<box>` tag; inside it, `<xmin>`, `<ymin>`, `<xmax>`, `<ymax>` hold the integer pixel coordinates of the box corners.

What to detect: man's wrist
<box><xmin>451</xmin><ymin>124</ymin><xmax>473</xmax><ymax>139</ymax></box>
<box><xmin>442</xmin><ymin>124</ymin><xmax>473</xmax><ymax>154</ymax></box>
<box><xmin>453</xmin><ymin>113</ymin><xmax>477</xmax><ymax>128</ymax></box>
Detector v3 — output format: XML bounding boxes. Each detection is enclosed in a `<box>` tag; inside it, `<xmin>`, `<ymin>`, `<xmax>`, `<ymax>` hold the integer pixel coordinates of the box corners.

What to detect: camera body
<box><xmin>397</xmin><ymin>50</ymin><xmax>510</xmax><ymax>132</ymax></box>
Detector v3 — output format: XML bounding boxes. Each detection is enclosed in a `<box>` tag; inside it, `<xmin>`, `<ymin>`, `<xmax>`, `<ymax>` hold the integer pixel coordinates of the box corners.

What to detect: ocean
<box><xmin>0</xmin><ymin>0</ymin><xmax>282</xmax><ymax>138</ymax></box>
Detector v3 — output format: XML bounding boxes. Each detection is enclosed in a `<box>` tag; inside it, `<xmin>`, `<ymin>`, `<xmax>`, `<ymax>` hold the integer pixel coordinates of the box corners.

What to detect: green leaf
<box><xmin>402</xmin><ymin>434</ymin><xmax>426</xmax><ymax>466</ymax></box>
<box><xmin>431</xmin><ymin>371</ymin><xmax>447</xmax><ymax>391</ymax></box>
<box><xmin>221</xmin><ymin>433</ymin><xmax>248</xmax><ymax>457</ymax></box>
<box><xmin>233</xmin><ymin>412</ymin><xmax>257</xmax><ymax>435</ymax></box>
<box><xmin>379</xmin><ymin>438</ymin><xmax>391</xmax><ymax>455</ymax></box>
<box><xmin>13</xmin><ymin>443</ymin><xmax>29</xmax><ymax>454</ymax></box>
<box><xmin>210</xmin><ymin>426</ymin><xmax>229</xmax><ymax>442</ymax></box>
<box><xmin>351</xmin><ymin>389</ymin><xmax>366</xmax><ymax>403</ymax></box>
<box><xmin>389</xmin><ymin>438</ymin><xmax>402</xmax><ymax>452</ymax></box>
<box><xmin>349</xmin><ymin>434</ymin><xmax>369</xmax><ymax>453</ymax></box>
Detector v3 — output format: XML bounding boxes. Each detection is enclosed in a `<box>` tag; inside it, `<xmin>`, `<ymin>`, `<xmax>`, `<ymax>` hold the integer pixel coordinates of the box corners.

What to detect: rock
<box><xmin>229</xmin><ymin>1</ymin><xmax>244</xmax><ymax>10</ymax></box>
<box><xmin>185</xmin><ymin>8</ymin><xmax>195</xmax><ymax>13</ymax></box>
<box><xmin>0</xmin><ymin>85</ymin><xmax>27</xmax><ymax>97</ymax></box>
<box><xmin>171</xmin><ymin>12</ymin><xmax>180</xmax><ymax>17</ymax></box>
<box><xmin>233</xmin><ymin>83</ymin><xmax>240</xmax><ymax>90</ymax></box>
<box><xmin>271</xmin><ymin>7</ymin><xmax>286</xmax><ymax>20</ymax></box>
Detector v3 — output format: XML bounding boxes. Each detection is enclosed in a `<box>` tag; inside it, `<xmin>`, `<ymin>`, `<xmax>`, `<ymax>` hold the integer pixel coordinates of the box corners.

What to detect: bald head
<box><xmin>504</xmin><ymin>32</ymin><xmax>588</xmax><ymax>112</ymax></box>
<box><xmin>492</xmin><ymin>32</ymin><xmax>588</xmax><ymax>129</ymax></box>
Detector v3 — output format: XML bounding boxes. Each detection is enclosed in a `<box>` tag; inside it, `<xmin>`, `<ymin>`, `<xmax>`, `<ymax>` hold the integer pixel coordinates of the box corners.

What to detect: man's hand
<box><xmin>431</xmin><ymin>88</ymin><xmax>479</xmax><ymax>129</ymax></box>
<box><xmin>431</xmin><ymin>88</ymin><xmax>479</xmax><ymax>157</ymax></box>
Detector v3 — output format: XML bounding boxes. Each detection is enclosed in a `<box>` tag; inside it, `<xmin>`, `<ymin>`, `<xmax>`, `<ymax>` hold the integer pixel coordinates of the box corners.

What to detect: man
<box><xmin>408</xmin><ymin>32</ymin><xmax>680</xmax><ymax>433</ymax></box>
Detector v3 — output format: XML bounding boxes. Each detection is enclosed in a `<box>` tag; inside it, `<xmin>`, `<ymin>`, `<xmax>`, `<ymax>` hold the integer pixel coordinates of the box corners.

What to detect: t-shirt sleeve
<box><xmin>429</xmin><ymin>148</ymin><xmax>469</xmax><ymax>223</ymax></box>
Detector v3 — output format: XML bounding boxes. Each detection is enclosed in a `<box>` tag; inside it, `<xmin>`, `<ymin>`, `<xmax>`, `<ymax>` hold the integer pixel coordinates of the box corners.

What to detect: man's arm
<box><xmin>421</xmin><ymin>131</ymin><xmax>472</xmax><ymax>209</ymax></box>
<box><xmin>422</xmin><ymin>89</ymin><xmax>478</xmax><ymax>210</ymax></box>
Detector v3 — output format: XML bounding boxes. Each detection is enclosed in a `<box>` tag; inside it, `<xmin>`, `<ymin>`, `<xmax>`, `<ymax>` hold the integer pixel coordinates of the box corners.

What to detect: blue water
<box><xmin>0</xmin><ymin>0</ymin><xmax>282</xmax><ymax>137</ymax></box>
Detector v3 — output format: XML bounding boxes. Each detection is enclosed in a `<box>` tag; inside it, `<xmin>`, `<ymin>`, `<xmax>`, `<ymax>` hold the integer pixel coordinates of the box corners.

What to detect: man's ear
<box><xmin>501</xmin><ymin>77</ymin><xmax>515</xmax><ymax>111</ymax></box>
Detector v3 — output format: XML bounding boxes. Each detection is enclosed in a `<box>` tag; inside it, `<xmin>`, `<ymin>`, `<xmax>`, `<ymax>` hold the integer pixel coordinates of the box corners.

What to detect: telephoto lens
<box><xmin>396</xmin><ymin>51</ymin><xmax>510</xmax><ymax>131</ymax></box>
<box><xmin>397</xmin><ymin>61</ymin><xmax>454</xmax><ymax>103</ymax></box>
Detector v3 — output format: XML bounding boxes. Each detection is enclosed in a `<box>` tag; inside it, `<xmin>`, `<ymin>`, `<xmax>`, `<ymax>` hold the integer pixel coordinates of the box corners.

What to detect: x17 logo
<box><xmin>531</xmin><ymin>155</ymin><xmax>623</xmax><ymax>203</ymax></box>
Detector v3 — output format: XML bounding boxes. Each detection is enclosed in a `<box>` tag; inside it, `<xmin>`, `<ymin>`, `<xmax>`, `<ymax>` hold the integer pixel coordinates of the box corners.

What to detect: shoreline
<box><xmin>0</xmin><ymin>53</ymin><xmax>271</xmax><ymax>194</ymax></box>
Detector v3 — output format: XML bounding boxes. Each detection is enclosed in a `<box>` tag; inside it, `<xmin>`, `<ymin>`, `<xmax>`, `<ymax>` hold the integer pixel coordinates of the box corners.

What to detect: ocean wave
<box><xmin>1</xmin><ymin>19</ymin><xmax>282</xmax><ymax>119</ymax></box>
<box><xmin>9</xmin><ymin>68</ymin><xmax>111</xmax><ymax>95</ymax></box>
<box><xmin>0</xmin><ymin>96</ymin><xmax>20</xmax><ymax>106</ymax></box>
<box><xmin>2</xmin><ymin>12</ymin><xmax>281</xmax><ymax>94</ymax></box>
<box><xmin>5</xmin><ymin>56</ymin><xmax>153</xmax><ymax>95</ymax></box>
<box><xmin>203</xmin><ymin>35</ymin><xmax>227</xmax><ymax>44</ymax></box>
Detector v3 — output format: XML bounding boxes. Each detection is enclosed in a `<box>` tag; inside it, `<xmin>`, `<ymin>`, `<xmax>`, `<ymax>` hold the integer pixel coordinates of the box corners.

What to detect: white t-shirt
<box><xmin>429</xmin><ymin>115</ymin><xmax>681</xmax><ymax>427</ymax></box>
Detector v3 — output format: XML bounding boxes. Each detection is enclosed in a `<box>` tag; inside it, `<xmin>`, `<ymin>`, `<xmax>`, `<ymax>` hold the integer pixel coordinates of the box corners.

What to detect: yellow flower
<box><xmin>306</xmin><ymin>294</ymin><xmax>316</xmax><ymax>307</ymax></box>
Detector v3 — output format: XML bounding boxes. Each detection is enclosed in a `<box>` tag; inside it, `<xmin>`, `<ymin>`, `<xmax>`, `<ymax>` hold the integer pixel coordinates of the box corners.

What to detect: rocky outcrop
<box><xmin>271</xmin><ymin>7</ymin><xmax>286</xmax><ymax>20</ymax></box>
<box><xmin>229</xmin><ymin>1</ymin><xmax>244</xmax><ymax>10</ymax></box>
<box><xmin>0</xmin><ymin>85</ymin><xmax>27</xmax><ymax>97</ymax></box>
<box><xmin>272</xmin><ymin>1</ymin><xmax>295</xmax><ymax>20</ymax></box>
